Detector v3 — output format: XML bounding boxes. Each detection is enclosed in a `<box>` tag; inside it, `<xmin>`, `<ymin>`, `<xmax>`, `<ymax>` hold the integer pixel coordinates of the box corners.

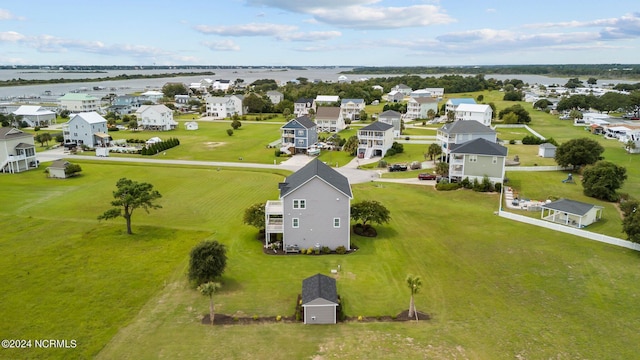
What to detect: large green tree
<box><xmin>350</xmin><ymin>200</ymin><xmax>391</xmax><ymax>227</ymax></box>
<box><xmin>426</xmin><ymin>143</ymin><xmax>442</xmax><ymax>162</ymax></box>
<box><xmin>161</xmin><ymin>82</ymin><xmax>188</xmax><ymax>98</ymax></box>
<box><xmin>498</xmin><ymin>104</ymin><xmax>531</xmax><ymax>123</ymax></box>
<box><xmin>581</xmin><ymin>161</ymin><xmax>627</xmax><ymax>202</ymax></box>
<box><xmin>406</xmin><ymin>275</ymin><xmax>422</xmax><ymax>319</ymax></box>
<box><xmin>97</xmin><ymin>178</ymin><xmax>162</xmax><ymax>234</ymax></box>
<box><xmin>622</xmin><ymin>200</ymin><xmax>640</xmax><ymax>243</ymax></box>
<box><xmin>243</xmin><ymin>202</ymin><xmax>265</xmax><ymax>230</ymax></box>
<box><xmin>555</xmin><ymin>138</ymin><xmax>605</xmax><ymax>170</ymax></box>
<box><xmin>198</xmin><ymin>281</ymin><xmax>221</xmax><ymax>326</ymax></box>
<box><xmin>188</xmin><ymin>240</ymin><xmax>227</xmax><ymax>284</ymax></box>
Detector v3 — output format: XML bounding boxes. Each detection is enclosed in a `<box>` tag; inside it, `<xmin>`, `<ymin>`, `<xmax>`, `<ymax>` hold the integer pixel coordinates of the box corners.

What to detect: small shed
<box><xmin>538</xmin><ymin>143</ymin><xmax>557</xmax><ymax>158</ymax></box>
<box><xmin>540</xmin><ymin>199</ymin><xmax>604</xmax><ymax>228</ymax></box>
<box><xmin>47</xmin><ymin>159</ymin><xmax>70</xmax><ymax>179</ymax></box>
<box><xmin>185</xmin><ymin>121</ymin><xmax>199</xmax><ymax>131</ymax></box>
<box><xmin>301</xmin><ymin>274</ymin><xmax>338</xmax><ymax>324</ymax></box>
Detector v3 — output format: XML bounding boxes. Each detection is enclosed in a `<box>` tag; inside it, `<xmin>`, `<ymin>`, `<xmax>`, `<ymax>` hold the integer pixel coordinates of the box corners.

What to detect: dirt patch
<box><xmin>204</xmin><ymin>142</ymin><xmax>225</xmax><ymax>149</ymax></box>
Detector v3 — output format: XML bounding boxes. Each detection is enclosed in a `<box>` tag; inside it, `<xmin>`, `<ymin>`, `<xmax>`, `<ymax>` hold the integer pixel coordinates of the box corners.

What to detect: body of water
<box><xmin>0</xmin><ymin>67</ymin><xmax>636</xmax><ymax>101</ymax></box>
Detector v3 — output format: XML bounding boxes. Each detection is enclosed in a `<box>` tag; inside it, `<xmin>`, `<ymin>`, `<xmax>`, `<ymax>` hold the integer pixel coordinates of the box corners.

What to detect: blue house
<box><xmin>280</xmin><ymin>116</ymin><xmax>318</xmax><ymax>155</ymax></box>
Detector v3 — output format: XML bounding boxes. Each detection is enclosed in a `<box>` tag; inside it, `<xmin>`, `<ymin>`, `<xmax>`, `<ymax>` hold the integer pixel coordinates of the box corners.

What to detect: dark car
<box><xmin>418</xmin><ymin>173</ymin><xmax>437</xmax><ymax>180</ymax></box>
<box><xmin>388</xmin><ymin>164</ymin><xmax>408</xmax><ymax>172</ymax></box>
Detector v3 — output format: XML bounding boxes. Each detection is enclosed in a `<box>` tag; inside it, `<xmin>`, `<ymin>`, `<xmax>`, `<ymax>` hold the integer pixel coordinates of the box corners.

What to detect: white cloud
<box><xmin>194</xmin><ymin>23</ymin><xmax>297</xmax><ymax>36</ymax></box>
<box><xmin>0</xmin><ymin>31</ymin><xmax>26</xmax><ymax>42</ymax></box>
<box><xmin>0</xmin><ymin>9</ymin><xmax>25</xmax><ymax>21</ymax></box>
<box><xmin>280</xmin><ymin>31</ymin><xmax>341</xmax><ymax>41</ymax></box>
<box><xmin>202</xmin><ymin>40</ymin><xmax>241</xmax><ymax>51</ymax></box>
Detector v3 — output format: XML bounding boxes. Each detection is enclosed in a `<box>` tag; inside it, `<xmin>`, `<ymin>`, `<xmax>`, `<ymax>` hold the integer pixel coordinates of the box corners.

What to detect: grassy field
<box><xmin>3</xmin><ymin>90</ymin><xmax>640</xmax><ymax>359</ymax></box>
<box><xmin>2</xmin><ymin>160</ymin><xmax>640</xmax><ymax>359</ymax></box>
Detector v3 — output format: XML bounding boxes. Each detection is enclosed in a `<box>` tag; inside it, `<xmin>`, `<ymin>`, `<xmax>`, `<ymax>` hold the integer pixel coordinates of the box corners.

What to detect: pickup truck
<box><xmin>388</xmin><ymin>164</ymin><xmax>408</xmax><ymax>172</ymax></box>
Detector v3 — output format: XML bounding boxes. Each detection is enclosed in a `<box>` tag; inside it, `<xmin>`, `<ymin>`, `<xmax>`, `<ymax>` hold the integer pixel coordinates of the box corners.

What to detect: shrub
<box><xmin>276</xmin><ymin>315</ymin><xmax>282</xmax><ymax>322</ymax></box>
<box><xmin>226</xmin><ymin>129</ymin><xmax>233</xmax><ymax>136</ymax></box>
<box><xmin>460</xmin><ymin>177</ymin><xmax>472</xmax><ymax>189</ymax></box>
<box><xmin>357</xmin><ymin>315</ymin><xmax>363</xmax><ymax>321</ymax></box>
<box><xmin>335</xmin><ymin>246</ymin><xmax>347</xmax><ymax>254</ymax></box>
<box><xmin>522</xmin><ymin>135</ymin><xmax>543</xmax><ymax>145</ymax></box>
<box><xmin>274</xmin><ymin>149</ymin><xmax>281</xmax><ymax>157</ymax></box>
<box><xmin>377</xmin><ymin>160</ymin><xmax>387</xmax><ymax>168</ymax></box>
<box><xmin>509</xmin><ymin>139</ymin><xmax>516</xmax><ymax>145</ymax></box>
<box><xmin>436</xmin><ymin>182</ymin><xmax>461</xmax><ymax>191</ymax></box>
<box><xmin>321</xmin><ymin>246</ymin><xmax>331</xmax><ymax>254</ymax></box>
<box><xmin>307</xmin><ymin>247</ymin><xmax>314</xmax><ymax>255</ymax></box>
<box><xmin>495</xmin><ymin>182</ymin><xmax>502</xmax><ymax>193</ymax></box>
<box><xmin>386</xmin><ymin>148</ymin><xmax>396</xmax><ymax>156</ymax></box>
<box><xmin>300</xmin><ymin>248</ymin><xmax>307</xmax><ymax>254</ymax></box>
<box><xmin>253</xmin><ymin>314</ymin><xmax>259</xmax><ymax>321</ymax></box>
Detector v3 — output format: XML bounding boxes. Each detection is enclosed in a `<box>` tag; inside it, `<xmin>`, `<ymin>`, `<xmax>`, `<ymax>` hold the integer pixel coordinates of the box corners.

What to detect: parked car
<box><xmin>418</xmin><ymin>173</ymin><xmax>437</xmax><ymax>180</ymax></box>
<box><xmin>388</xmin><ymin>163</ymin><xmax>408</xmax><ymax>172</ymax></box>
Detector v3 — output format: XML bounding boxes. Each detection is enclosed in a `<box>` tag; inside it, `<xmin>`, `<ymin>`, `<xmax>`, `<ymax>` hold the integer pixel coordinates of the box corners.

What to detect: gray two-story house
<box><xmin>437</xmin><ymin>120</ymin><xmax>497</xmax><ymax>161</ymax></box>
<box><xmin>265</xmin><ymin>159</ymin><xmax>353</xmax><ymax>251</ymax></box>
<box><xmin>62</xmin><ymin>112</ymin><xmax>111</xmax><ymax>149</ymax></box>
<box><xmin>449</xmin><ymin>138</ymin><xmax>507</xmax><ymax>184</ymax></box>
<box><xmin>280</xmin><ymin>116</ymin><xmax>318</xmax><ymax>154</ymax></box>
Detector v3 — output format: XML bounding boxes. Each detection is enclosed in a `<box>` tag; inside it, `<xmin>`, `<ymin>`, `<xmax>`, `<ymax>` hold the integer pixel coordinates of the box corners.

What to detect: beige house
<box><xmin>315</xmin><ymin>107</ymin><xmax>345</xmax><ymax>133</ymax></box>
<box><xmin>58</xmin><ymin>93</ymin><xmax>100</xmax><ymax>113</ymax></box>
<box><xmin>0</xmin><ymin>127</ymin><xmax>38</xmax><ymax>173</ymax></box>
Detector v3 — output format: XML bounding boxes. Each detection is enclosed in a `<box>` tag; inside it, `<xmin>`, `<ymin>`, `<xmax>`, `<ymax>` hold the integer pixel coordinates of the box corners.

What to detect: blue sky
<box><xmin>1</xmin><ymin>1</ymin><xmax>639</xmax><ymax>66</ymax></box>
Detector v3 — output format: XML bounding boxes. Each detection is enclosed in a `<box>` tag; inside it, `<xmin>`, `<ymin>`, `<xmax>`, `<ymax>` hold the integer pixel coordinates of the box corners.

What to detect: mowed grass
<box><xmin>3</xmin><ymin>162</ymin><xmax>640</xmax><ymax>359</ymax></box>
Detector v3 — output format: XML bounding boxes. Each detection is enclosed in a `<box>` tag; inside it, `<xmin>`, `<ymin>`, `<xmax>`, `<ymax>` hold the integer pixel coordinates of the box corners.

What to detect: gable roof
<box><xmin>378</xmin><ymin>110</ymin><xmax>402</xmax><ymax>118</ymax></box>
<box><xmin>295</xmin><ymin>97</ymin><xmax>314</xmax><ymax>104</ymax></box>
<box><xmin>13</xmin><ymin>105</ymin><xmax>55</xmax><ymax>116</ymax></box>
<box><xmin>315</xmin><ymin>95</ymin><xmax>340</xmax><ymax>103</ymax></box>
<box><xmin>301</xmin><ymin>274</ymin><xmax>338</xmax><ymax>305</ymax></box>
<box><xmin>410</xmin><ymin>97</ymin><xmax>438</xmax><ymax>104</ymax></box>
<box><xmin>439</xmin><ymin>120</ymin><xmax>495</xmax><ymax>135</ymax></box>
<box><xmin>0</xmin><ymin>127</ymin><xmax>31</xmax><ymax>140</ymax></box>
<box><xmin>69</xmin><ymin>112</ymin><xmax>107</xmax><ymax>124</ymax></box>
<box><xmin>450</xmin><ymin>138</ymin><xmax>507</xmax><ymax>156</ymax></box>
<box><xmin>279</xmin><ymin>158</ymin><xmax>352</xmax><ymax>198</ymax></box>
<box><xmin>448</xmin><ymin>98</ymin><xmax>476</xmax><ymax>105</ymax></box>
<box><xmin>360</xmin><ymin>121</ymin><xmax>394</xmax><ymax>132</ymax></box>
<box><xmin>48</xmin><ymin>159</ymin><xmax>70</xmax><ymax>169</ymax></box>
<box><xmin>281</xmin><ymin>116</ymin><xmax>316</xmax><ymax>130</ymax></box>
<box><xmin>539</xmin><ymin>143</ymin><xmax>557</xmax><ymax>149</ymax></box>
<box><xmin>541</xmin><ymin>199</ymin><xmax>602</xmax><ymax>216</ymax></box>
<box><xmin>315</xmin><ymin>107</ymin><xmax>341</xmax><ymax>118</ymax></box>
<box><xmin>136</xmin><ymin>104</ymin><xmax>172</xmax><ymax>114</ymax></box>
<box><xmin>341</xmin><ymin>98</ymin><xmax>364</xmax><ymax>104</ymax></box>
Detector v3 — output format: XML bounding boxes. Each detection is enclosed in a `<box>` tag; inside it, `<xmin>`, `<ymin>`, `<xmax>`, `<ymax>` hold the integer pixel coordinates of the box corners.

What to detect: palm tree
<box><xmin>198</xmin><ymin>281</ymin><xmax>221</xmax><ymax>325</ymax></box>
<box><xmin>625</xmin><ymin>140</ymin><xmax>636</xmax><ymax>154</ymax></box>
<box><xmin>406</xmin><ymin>275</ymin><xmax>422</xmax><ymax>319</ymax></box>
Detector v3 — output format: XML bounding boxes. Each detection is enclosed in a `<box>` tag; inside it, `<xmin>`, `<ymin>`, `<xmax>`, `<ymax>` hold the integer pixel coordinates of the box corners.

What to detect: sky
<box><xmin>0</xmin><ymin>0</ymin><xmax>639</xmax><ymax>66</ymax></box>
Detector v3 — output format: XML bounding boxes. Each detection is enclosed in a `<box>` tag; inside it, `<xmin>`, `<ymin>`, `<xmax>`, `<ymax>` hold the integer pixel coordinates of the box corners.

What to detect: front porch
<box><xmin>265</xmin><ymin>200</ymin><xmax>284</xmax><ymax>246</ymax></box>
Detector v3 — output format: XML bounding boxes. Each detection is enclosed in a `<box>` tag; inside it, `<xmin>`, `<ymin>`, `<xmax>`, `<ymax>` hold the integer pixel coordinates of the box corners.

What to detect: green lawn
<box><xmin>2</xmin><ymin>160</ymin><xmax>640</xmax><ymax>359</ymax></box>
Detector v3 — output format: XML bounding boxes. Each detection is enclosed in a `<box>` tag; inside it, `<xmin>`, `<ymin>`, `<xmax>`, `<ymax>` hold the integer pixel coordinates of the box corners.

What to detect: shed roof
<box><xmin>316</xmin><ymin>107</ymin><xmax>341</xmax><ymax>118</ymax></box>
<box><xmin>279</xmin><ymin>158</ymin><xmax>352</xmax><ymax>199</ymax></box>
<box><xmin>281</xmin><ymin>116</ymin><xmax>316</xmax><ymax>130</ymax></box>
<box><xmin>302</xmin><ymin>274</ymin><xmax>338</xmax><ymax>305</ymax></box>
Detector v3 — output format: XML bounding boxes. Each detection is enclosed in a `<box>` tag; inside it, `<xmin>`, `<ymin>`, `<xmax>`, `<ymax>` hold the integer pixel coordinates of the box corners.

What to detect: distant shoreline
<box><xmin>0</xmin><ymin>71</ymin><xmax>216</xmax><ymax>88</ymax></box>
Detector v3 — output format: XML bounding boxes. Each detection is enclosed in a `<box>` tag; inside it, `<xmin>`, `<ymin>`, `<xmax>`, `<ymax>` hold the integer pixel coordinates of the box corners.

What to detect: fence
<box><xmin>498</xmin><ymin>210</ymin><xmax>640</xmax><ymax>252</ymax></box>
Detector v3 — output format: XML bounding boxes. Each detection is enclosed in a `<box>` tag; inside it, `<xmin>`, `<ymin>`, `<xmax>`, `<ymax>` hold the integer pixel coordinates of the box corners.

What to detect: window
<box><xmin>292</xmin><ymin>218</ymin><xmax>299</xmax><ymax>228</ymax></box>
<box><xmin>298</xmin><ymin>130</ymin><xmax>305</xmax><ymax>136</ymax></box>
<box><xmin>333</xmin><ymin>218</ymin><xmax>340</xmax><ymax>228</ymax></box>
<box><xmin>469</xmin><ymin>155</ymin><xmax>478</xmax><ymax>163</ymax></box>
<box><xmin>293</xmin><ymin>199</ymin><xmax>306</xmax><ymax>209</ymax></box>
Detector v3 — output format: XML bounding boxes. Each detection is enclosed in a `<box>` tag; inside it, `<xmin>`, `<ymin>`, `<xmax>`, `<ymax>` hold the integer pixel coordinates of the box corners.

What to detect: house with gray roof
<box><xmin>109</xmin><ymin>95</ymin><xmax>142</xmax><ymax>115</ymax></box>
<box><xmin>540</xmin><ymin>199</ymin><xmax>603</xmax><ymax>228</ymax></box>
<box><xmin>445</xmin><ymin>98</ymin><xmax>476</xmax><ymax>114</ymax></box>
<box><xmin>357</xmin><ymin>121</ymin><xmax>395</xmax><ymax>159</ymax></box>
<box><xmin>0</xmin><ymin>127</ymin><xmax>38</xmax><ymax>173</ymax></box>
<box><xmin>294</xmin><ymin>98</ymin><xmax>314</xmax><ymax>117</ymax></box>
<box><xmin>266</xmin><ymin>90</ymin><xmax>284</xmax><ymax>105</ymax></box>
<box><xmin>264</xmin><ymin>158</ymin><xmax>353</xmax><ymax>251</ymax></box>
<box><xmin>378</xmin><ymin>110</ymin><xmax>402</xmax><ymax>136</ymax></box>
<box><xmin>406</xmin><ymin>97</ymin><xmax>438</xmax><ymax>120</ymax></box>
<box><xmin>437</xmin><ymin>120</ymin><xmax>497</xmax><ymax>158</ymax></box>
<box><xmin>280</xmin><ymin>116</ymin><xmax>318</xmax><ymax>154</ymax></box>
<box><xmin>449</xmin><ymin>137</ymin><xmax>507</xmax><ymax>184</ymax></box>
<box><xmin>301</xmin><ymin>273</ymin><xmax>339</xmax><ymax>324</ymax></box>
<box><xmin>340</xmin><ymin>98</ymin><xmax>365</xmax><ymax>122</ymax></box>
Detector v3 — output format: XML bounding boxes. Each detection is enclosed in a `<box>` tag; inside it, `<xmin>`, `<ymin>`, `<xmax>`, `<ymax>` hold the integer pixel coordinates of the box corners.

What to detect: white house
<box><xmin>189</xmin><ymin>78</ymin><xmax>214</xmax><ymax>92</ymax></box>
<box><xmin>454</xmin><ymin>103</ymin><xmax>493</xmax><ymax>126</ymax></box>
<box><xmin>62</xmin><ymin>112</ymin><xmax>110</xmax><ymax>149</ymax></box>
<box><xmin>315</xmin><ymin>107</ymin><xmax>345</xmax><ymax>133</ymax></box>
<box><xmin>58</xmin><ymin>93</ymin><xmax>100</xmax><ymax>113</ymax></box>
<box><xmin>340</xmin><ymin>99</ymin><xmax>365</xmax><ymax>122</ymax></box>
<box><xmin>139</xmin><ymin>90</ymin><xmax>164</xmax><ymax>104</ymax></box>
<box><xmin>378</xmin><ymin>110</ymin><xmax>402</xmax><ymax>137</ymax></box>
<box><xmin>386</xmin><ymin>90</ymin><xmax>405</xmax><ymax>103</ymax></box>
<box><xmin>204</xmin><ymin>95</ymin><xmax>246</xmax><ymax>119</ymax></box>
<box><xmin>405</xmin><ymin>97</ymin><xmax>438</xmax><ymax>120</ymax></box>
<box><xmin>294</xmin><ymin>98</ymin><xmax>314</xmax><ymax>117</ymax></box>
<box><xmin>445</xmin><ymin>98</ymin><xmax>476</xmax><ymax>114</ymax></box>
<box><xmin>313</xmin><ymin>95</ymin><xmax>340</xmax><ymax>110</ymax></box>
<box><xmin>357</xmin><ymin>121</ymin><xmax>395</xmax><ymax>159</ymax></box>
<box><xmin>135</xmin><ymin>105</ymin><xmax>178</xmax><ymax>131</ymax></box>
<box><xmin>393</xmin><ymin>84</ymin><xmax>412</xmax><ymax>96</ymax></box>
<box><xmin>185</xmin><ymin>121</ymin><xmax>199</xmax><ymax>131</ymax></box>
<box><xmin>12</xmin><ymin>105</ymin><xmax>56</xmax><ymax>127</ymax></box>
<box><xmin>266</xmin><ymin>90</ymin><xmax>284</xmax><ymax>105</ymax></box>
<box><xmin>541</xmin><ymin>199</ymin><xmax>603</xmax><ymax>228</ymax></box>
<box><xmin>0</xmin><ymin>127</ymin><xmax>38</xmax><ymax>173</ymax></box>
<box><xmin>437</xmin><ymin>120</ymin><xmax>497</xmax><ymax>158</ymax></box>
<box><xmin>212</xmin><ymin>79</ymin><xmax>232</xmax><ymax>91</ymax></box>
